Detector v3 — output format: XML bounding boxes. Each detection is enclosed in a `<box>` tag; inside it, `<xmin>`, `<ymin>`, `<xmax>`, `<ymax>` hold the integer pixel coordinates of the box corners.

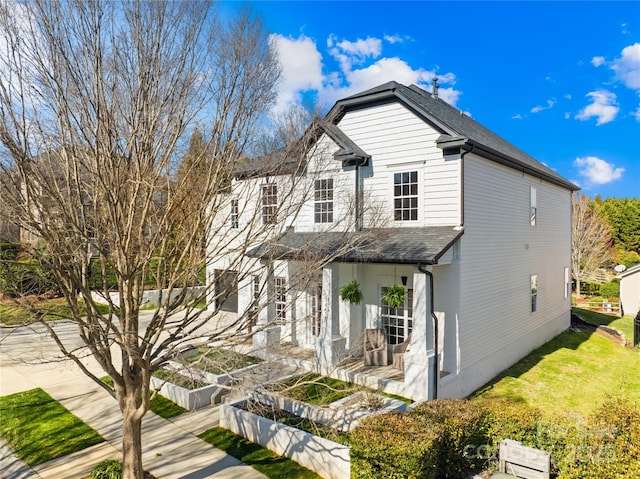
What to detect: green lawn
<box><xmin>269</xmin><ymin>373</ymin><xmax>363</xmax><ymax>406</ymax></box>
<box><xmin>101</xmin><ymin>376</ymin><xmax>187</xmax><ymax>419</ymax></box>
<box><xmin>0</xmin><ymin>388</ymin><xmax>105</xmax><ymax>465</ymax></box>
<box><xmin>573</xmin><ymin>307</ymin><xmax>635</xmax><ymax>342</ymax></box>
<box><xmin>0</xmin><ymin>298</ymin><xmax>111</xmax><ymax>326</ymax></box>
<box><xmin>185</xmin><ymin>346</ymin><xmax>261</xmax><ymax>375</ymax></box>
<box><xmin>198</xmin><ymin>427</ymin><xmax>321</xmax><ymax>479</ymax></box>
<box><xmin>472</xmin><ymin>320</ymin><xmax>640</xmax><ymax>416</ymax></box>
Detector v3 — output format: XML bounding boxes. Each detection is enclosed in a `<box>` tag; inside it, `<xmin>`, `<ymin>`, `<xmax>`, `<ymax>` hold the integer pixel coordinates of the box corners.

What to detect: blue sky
<box><xmin>227</xmin><ymin>1</ymin><xmax>639</xmax><ymax>199</ymax></box>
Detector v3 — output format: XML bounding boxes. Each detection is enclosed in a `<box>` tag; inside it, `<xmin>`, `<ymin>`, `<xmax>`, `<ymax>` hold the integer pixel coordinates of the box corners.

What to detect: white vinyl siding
<box><xmin>334</xmin><ymin>102</ymin><xmax>461</xmax><ymax>227</ymax></box>
<box><xmin>458</xmin><ymin>154</ymin><xmax>571</xmax><ymax>380</ymax></box>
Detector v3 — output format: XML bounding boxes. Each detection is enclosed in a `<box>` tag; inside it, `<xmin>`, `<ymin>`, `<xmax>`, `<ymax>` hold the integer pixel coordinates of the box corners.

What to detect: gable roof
<box><xmin>329</xmin><ymin>81</ymin><xmax>578</xmax><ymax>191</ymax></box>
<box><xmin>247</xmin><ymin>226</ymin><xmax>463</xmax><ymax>265</ymax></box>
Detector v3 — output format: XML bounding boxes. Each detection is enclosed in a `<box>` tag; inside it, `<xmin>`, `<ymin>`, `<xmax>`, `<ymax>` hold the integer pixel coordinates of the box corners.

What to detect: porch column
<box><xmin>253</xmin><ymin>260</ymin><xmax>281</xmax><ymax>353</ymax></box>
<box><xmin>315</xmin><ymin>263</ymin><xmax>346</xmax><ymax>374</ymax></box>
<box><xmin>403</xmin><ymin>266</ymin><xmax>435</xmax><ymax>401</ymax></box>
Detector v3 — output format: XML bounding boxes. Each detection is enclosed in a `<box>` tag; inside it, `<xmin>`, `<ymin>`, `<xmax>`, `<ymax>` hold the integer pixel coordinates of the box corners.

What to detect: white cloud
<box><xmin>575</xmin><ymin>90</ymin><xmax>619</xmax><ymax>125</ymax></box>
<box><xmin>574</xmin><ymin>156</ymin><xmax>624</xmax><ymax>185</ymax></box>
<box><xmin>384</xmin><ymin>34</ymin><xmax>406</xmax><ymax>44</ymax></box>
<box><xmin>270</xmin><ymin>33</ymin><xmax>461</xmax><ymax>115</ymax></box>
<box><xmin>328</xmin><ymin>35</ymin><xmax>382</xmax><ymax>73</ymax></box>
<box><xmin>591</xmin><ymin>56</ymin><xmax>606</xmax><ymax>67</ymax></box>
<box><xmin>611</xmin><ymin>42</ymin><xmax>640</xmax><ymax>91</ymax></box>
<box><xmin>531</xmin><ymin>99</ymin><xmax>556</xmax><ymax>113</ymax></box>
<box><xmin>319</xmin><ymin>56</ymin><xmax>459</xmax><ymax>107</ymax></box>
<box><xmin>270</xmin><ymin>34</ymin><xmax>324</xmax><ymax>113</ymax></box>
<box><xmin>512</xmin><ymin>114</ymin><xmax>523</xmax><ymax>120</ymax></box>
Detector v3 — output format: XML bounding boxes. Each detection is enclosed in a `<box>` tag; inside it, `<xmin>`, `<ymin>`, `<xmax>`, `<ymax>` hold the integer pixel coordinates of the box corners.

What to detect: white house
<box><xmin>208</xmin><ymin>81</ymin><xmax>578</xmax><ymax>401</ymax></box>
<box><xmin>618</xmin><ymin>263</ymin><xmax>640</xmax><ymax>318</ymax></box>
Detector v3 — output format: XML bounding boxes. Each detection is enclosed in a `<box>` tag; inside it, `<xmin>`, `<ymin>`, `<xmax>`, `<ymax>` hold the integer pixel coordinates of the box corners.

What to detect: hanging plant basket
<box><xmin>340</xmin><ymin>280</ymin><xmax>364</xmax><ymax>305</ymax></box>
<box><xmin>383</xmin><ymin>284</ymin><xmax>405</xmax><ymax>308</ymax></box>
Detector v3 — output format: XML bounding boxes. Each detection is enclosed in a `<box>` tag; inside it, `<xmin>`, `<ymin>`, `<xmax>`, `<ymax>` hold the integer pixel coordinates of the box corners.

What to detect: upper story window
<box><xmin>231</xmin><ymin>199</ymin><xmax>239</xmax><ymax>229</ymax></box>
<box><xmin>394</xmin><ymin>171</ymin><xmax>418</xmax><ymax>221</ymax></box>
<box><xmin>262</xmin><ymin>184</ymin><xmax>277</xmax><ymax>224</ymax></box>
<box><xmin>530</xmin><ymin>186</ymin><xmax>537</xmax><ymax>226</ymax></box>
<box><xmin>314</xmin><ymin>178</ymin><xmax>334</xmax><ymax>223</ymax></box>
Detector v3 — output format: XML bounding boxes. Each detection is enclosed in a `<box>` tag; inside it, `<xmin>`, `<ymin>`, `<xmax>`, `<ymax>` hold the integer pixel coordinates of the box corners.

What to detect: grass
<box><xmin>0</xmin><ymin>297</ymin><xmax>111</xmax><ymax>326</ymax></box>
<box><xmin>101</xmin><ymin>376</ymin><xmax>187</xmax><ymax>419</ymax></box>
<box><xmin>185</xmin><ymin>346</ymin><xmax>261</xmax><ymax>375</ymax></box>
<box><xmin>573</xmin><ymin>307</ymin><xmax>635</xmax><ymax>342</ymax></box>
<box><xmin>270</xmin><ymin>373</ymin><xmax>363</xmax><ymax>406</ymax></box>
<box><xmin>198</xmin><ymin>427</ymin><xmax>321</xmax><ymax>479</ymax></box>
<box><xmin>0</xmin><ymin>388</ymin><xmax>104</xmax><ymax>465</ymax></box>
<box><xmin>472</xmin><ymin>324</ymin><xmax>640</xmax><ymax>417</ymax></box>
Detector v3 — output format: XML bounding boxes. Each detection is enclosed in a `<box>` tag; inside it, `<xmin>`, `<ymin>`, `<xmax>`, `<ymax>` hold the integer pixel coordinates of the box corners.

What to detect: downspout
<box><xmin>459</xmin><ymin>144</ymin><xmax>474</xmax><ymax>227</ymax></box>
<box><xmin>418</xmin><ymin>262</ymin><xmax>438</xmax><ymax>400</ymax></box>
<box><xmin>354</xmin><ymin>157</ymin><xmax>368</xmax><ymax>231</ymax></box>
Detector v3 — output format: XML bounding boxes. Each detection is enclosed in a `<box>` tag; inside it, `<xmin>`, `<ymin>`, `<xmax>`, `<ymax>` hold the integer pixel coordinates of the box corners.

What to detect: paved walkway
<box><xmin>0</xmin><ymin>321</ymin><xmax>268</xmax><ymax>479</ymax></box>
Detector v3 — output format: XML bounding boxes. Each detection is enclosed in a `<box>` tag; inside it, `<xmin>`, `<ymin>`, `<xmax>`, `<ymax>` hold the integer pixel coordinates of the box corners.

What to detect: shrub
<box><xmin>599</xmin><ymin>280</ymin><xmax>620</xmax><ymax>299</ymax></box>
<box><xmin>90</xmin><ymin>459</ymin><xmax>122</xmax><ymax>479</ymax></box>
<box><xmin>478</xmin><ymin>399</ymin><xmax>543</xmax><ymax>465</ymax></box>
<box><xmin>350</xmin><ymin>412</ymin><xmax>440</xmax><ymax>479</ymax></box>
<box><xmin>410</xmin><ymin>399</ymin><xmax>489</xmax><ymax>478</ymax></box>
<box><xmin>0</xmin><ymin>259</ymin><xmax>59</xmax><ymax>297</ymax></box>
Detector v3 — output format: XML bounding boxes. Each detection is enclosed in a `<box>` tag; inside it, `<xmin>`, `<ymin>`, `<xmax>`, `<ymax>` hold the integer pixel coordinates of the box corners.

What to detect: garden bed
<box><xmin>221</xmin><ymin>399</ymin><xmax>350</xmax><ymax>479</ymax></box>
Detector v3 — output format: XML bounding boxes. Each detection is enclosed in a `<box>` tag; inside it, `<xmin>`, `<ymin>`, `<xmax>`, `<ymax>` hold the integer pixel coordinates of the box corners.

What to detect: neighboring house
<box><xmin>617</xmin><ymin>264</ymin><xmax>640</xmax><ymax>317</ymax></box>
<box><xmin>208</xmin><ymin>81</ymin><xmax>578</xmax><ymax>401</ymax></box>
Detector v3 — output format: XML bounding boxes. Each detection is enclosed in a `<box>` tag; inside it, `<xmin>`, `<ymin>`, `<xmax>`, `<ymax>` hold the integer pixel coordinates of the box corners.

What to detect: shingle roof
<box><xmin>247</xmin><ymin>226</ymin><xmax>464</xmax><ymax>264</ymax></box>
<box><xmin>332</xmin><ymin>81</ymin><xmax>578</xmax><ymax>191</ymax></box>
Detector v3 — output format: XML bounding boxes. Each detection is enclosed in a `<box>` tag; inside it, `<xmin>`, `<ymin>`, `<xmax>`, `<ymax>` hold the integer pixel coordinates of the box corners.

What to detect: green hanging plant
<box><xmin>383</xmin><ymin>284</ymin><xmax>406</xmax><ymax>308</ymax></box>
<box><xmin>340</xmin><ymin>280</ymin><xmax>364</xmax><ymax>305</ymax></box>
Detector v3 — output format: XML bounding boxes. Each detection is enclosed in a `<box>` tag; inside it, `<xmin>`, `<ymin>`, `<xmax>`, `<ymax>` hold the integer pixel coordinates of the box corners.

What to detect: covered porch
<box><xmin>249</xmin><ymin>226</ymin><xmax>464</xmax><ymax>402</ymax></box>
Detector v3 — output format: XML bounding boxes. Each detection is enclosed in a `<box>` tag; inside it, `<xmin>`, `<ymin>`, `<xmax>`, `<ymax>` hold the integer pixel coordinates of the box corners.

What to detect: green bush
<box><xmin>599</xmin><ymin>280</ymin><xmax>620</xmax><ymax>299</ymax></box>
<box><xmin>350</xmin><ymin>412</ymin><xmax>440</xmax><ymax>479</ymax></box>
<box><xmin>410</xmin><ymin>399</ymin><xmax>490</xmax><ymax>478</ymax></box>
<box><xmin>90</xmin><ymin>459</ymin><xmax>122</xmax><ymax>479</ymax></box>
<box><xmin>0</xmin><ymin>242</ymin><xmax>21</xmax><ymax>260</ymax></box>
<box><xmin>0</xmin><ymin>259</ymin><xmax>59</xmax><ymax>297</ymax></box>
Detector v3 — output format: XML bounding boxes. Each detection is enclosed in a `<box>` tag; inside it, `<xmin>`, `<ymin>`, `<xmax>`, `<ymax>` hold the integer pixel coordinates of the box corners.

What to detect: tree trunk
<box><xmin>122</xmin><ymin>404</ymin><xmax>144</xmax><ymax>479</ymax></box>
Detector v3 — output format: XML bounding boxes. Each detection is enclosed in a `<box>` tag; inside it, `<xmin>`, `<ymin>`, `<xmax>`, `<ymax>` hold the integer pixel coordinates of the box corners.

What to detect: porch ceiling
<box><xmin>247</xmin><ymin>226</ymin><xmax>464</xmax><ymax>264</ymax></box>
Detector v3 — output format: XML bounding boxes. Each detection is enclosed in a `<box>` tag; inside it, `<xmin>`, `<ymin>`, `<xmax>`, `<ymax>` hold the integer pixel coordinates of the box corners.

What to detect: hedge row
<box><xmin>350</xmin><ymin>397</ymin><xmax>639</xmax><ymax>479</ymax></box>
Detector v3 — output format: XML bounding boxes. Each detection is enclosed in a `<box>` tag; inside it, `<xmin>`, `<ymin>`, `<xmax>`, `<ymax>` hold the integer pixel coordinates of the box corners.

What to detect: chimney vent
<box><xmin>432</xmin><ymin>77</ymin><xmax>439</xmax><ymax>99</ymax></box>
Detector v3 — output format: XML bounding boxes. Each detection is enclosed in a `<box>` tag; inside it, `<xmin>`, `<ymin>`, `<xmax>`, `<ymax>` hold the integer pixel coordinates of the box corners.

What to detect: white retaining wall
<box><xmin>221</xmin><ymin>402</ymin><xmax>350</xmax><ymax>479</ymax></box>
<box><xmin>91</xmin><ymin>286</ymin><xmax>205</xmax><ymax>307</ymax></box>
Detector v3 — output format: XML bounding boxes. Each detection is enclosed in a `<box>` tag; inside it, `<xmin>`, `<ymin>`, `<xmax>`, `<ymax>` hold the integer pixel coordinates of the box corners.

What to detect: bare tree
<box><xmin>0</xmin><ymin>1</ymin><xmax>287</xmax><ymax>477</ymax></box>
<box><xmin>572</xmin><ymin>193</ymin><xmax>613</xmax><ymax>298</ymax></box>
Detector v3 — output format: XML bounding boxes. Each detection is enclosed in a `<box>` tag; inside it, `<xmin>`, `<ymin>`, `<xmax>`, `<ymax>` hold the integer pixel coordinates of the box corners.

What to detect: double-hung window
<box><xmin>314</xmin><ymin>179</ymin><xmax>334</xmax><ymax>223</ymax></box>
<box><xmin>530</xmin><ymin>186</ymin><xmax>537</xmax><ymax>226</ymax></box>
<box><xmin>274</xmin><ymin>277</ymin><xmax>287</xmax><ymax>325</ymax></box>
<box><xmin>531</xmin><ymin>274</ymin><xmax>538</xmax><ymax>313</ymax></box>
<box><xmin>230</xmin><ymin>199</ymin><xmax>239</xmax><ymax>229</ymax></box>
<box><xmin>394</xmin><ymin>171</ymin><xmax>418</xmax><ymax>221</ymax></box>
<box><xmin>262</xmin><ymin>184</ymin><xmax>277</xmax><ymax>224</ymax></box>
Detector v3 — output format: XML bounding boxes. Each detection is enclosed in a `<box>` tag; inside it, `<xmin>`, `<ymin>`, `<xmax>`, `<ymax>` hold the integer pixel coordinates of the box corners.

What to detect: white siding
<box><xmin>298</xmin><ymin>102</ymin><xmax>461</xmax><ymax>229</ymax></box>
<box><xmin>454</xmin><ymin>154</ymin><xmax>572</xmax><ymax>396</ymax></box>
<box><xmin>620</xmin><ymin>268</ymin><xmax>640</xmax><ymax>317</ymax></box>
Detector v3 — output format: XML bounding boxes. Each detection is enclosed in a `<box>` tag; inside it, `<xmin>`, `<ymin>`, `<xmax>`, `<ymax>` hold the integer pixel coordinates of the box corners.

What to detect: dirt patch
<box><xmin>570</xmin><ymin>313</ymin><xmax>627</xmax><ymax>347</ymax></box>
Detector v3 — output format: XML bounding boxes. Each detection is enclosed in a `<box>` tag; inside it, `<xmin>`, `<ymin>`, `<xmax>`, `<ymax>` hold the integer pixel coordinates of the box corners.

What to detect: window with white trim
<box><xmin>274</xmin><ymin>276</ymin><xmax>286</xmax><ymax>325</ymax></box>
<box><xmin>314</xmin><ymin>179</ymin><xmax>334</xmax><ymax>223</ymax></box>
<box><xmin>310</xmin><ymin>284</ymin><xmax>321</xmax><ymax>336</ymax></box>
<box><xmin>531</xmin><ymin>274</ymin><xmax>538</xmax><ymax>313</ymax></box>
<box><xmin>530</xmin><ymin>186</ymin><xmax>537</xmax><ymax>226</ymax></box>
<box><xmin>262</xmin><ymin>184</ymin><xmax>277</xmax><ymax>224</ymax></box>
<box><xmin>231</xmin><ymin>199</ymin><xmax>239</xmax><ymax>229</ymax></box>
<box><xmin>394</xmin><ymin>171</ymin><xmax>418</xmax><ymax>221</ymax></box>
<box><xmin>564</xmin><ymin>267</ymin><xmax>570</xmax><ymax>299</ymax></box>
<box><xmin>381</xmin><ymin>287</ymin><xmax>413</xmax><ymax>345</ymax></box>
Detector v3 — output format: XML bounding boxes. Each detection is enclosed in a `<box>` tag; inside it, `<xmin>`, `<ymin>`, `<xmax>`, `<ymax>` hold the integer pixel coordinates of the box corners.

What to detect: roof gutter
<box><xmin>417</xmin><ymin>262</ymin><xmax>439</xmax><ymax>400</ymax></box>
